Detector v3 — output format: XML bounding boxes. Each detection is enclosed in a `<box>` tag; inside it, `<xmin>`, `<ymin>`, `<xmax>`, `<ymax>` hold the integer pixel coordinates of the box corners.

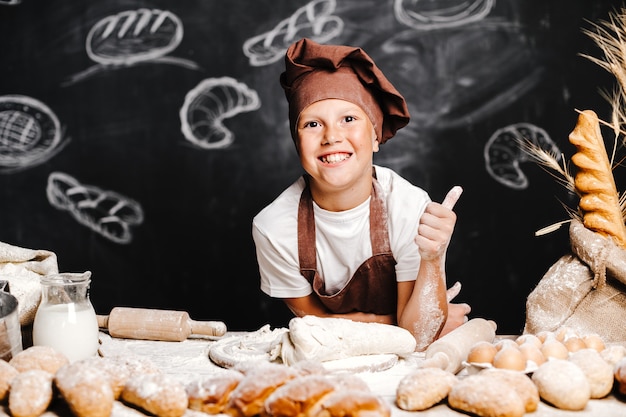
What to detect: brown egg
<box><xmin>541</xmin><ymin>339</ymin><xmax>569</xmax><ymax>360</ymax></box>
<box><xmin>555</xmin><ymin>326</ymin><xmax>577</xmax><ymax>342</ymax></box>
<box><xmin>494</xmin><ymin>339</ymin><xmax>518</xmax><ymax>351</ymax></box>
<box><xmin>493</xmin><ymin>346</ymin><xmax>526</xmax><ymax>371</ymax></box>
<box><xmin>564</xmin><ymin>336</ymin><xmax>587</xmax><ymax>353</ymax></box>
<box><xmin>583</xmin><ymin>334</ymin><xmax>606</xmax><ymax>352</ymax></box>
<box><xmin>519</xmin><ymin>342</ymin><xmax>546</xmax><ymax>366</ymax></box>
<box><xmin>515</xmin><ymin>334</ymin><xmax>542</xmax><ymax>349</ymax></box>
<box><xmin>536</xmin><ymin>330</ymin><xmax>554</xmax><ymax>344</ymax></box>
<box><xmin>467</xmin><ymin>341</ymin><xmax>497</xmax><ymax>364</ymax></box>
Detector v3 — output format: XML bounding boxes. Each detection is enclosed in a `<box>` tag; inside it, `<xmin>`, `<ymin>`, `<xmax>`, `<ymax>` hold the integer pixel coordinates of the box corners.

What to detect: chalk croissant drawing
<box><xmin>394</xmin><ymin>0</ymin><xmax>494</xmax><ymax>30</ymax></box>
<box><xmin>242</xmin><ymin>0</ymin><xmax>343</xmax><ymax>67</ymax></box>
<box><xmin>0</xmin><ymin>95</ymin><xmax>68</xmax><ymax>173</ymax></box>
<box><xmin>64</xmin><ymin>8</ymin><xmax>200</xmax><ymax>86</ymax></box>
<box><xmin>179</xmin><ymin>77</ymin><xmax>261</xmax><ymax>150</ymax></box>
<box><xmin>484</xmin><ymin>123</ymin><xmax>561</xmax><ymax>190</ymax></box>
<box><xmin>46</xmin><ymin>172</ymin><xmax>144</xmax><ymax>244</ymax></box>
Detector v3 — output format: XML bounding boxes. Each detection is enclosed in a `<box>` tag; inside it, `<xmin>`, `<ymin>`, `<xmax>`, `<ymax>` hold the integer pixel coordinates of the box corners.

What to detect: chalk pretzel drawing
<box><xmin>394</xmin><ymin>0</ymin><xmax>494</xmax><ymax>31</ymax></box>
<box><xmin>484</xmin><ymin>123</ymin><xmax>561</xmax><ymax>190</ymax></box>
<box><xmin>242</xmin><ymin>0</ymin><xmax>343</xmax><ymax>67</ymax></box>
<box><xmin>179</xmin><ymin>77</ymin><xmax>261</xmax><ymax>149</ymax></box>
<box><xmin>46</xmin><ymin>172</ymin><xmax>145</xmax><ymax>244</ymax></box>
<box><xmin>0</xmin><ymin>95</ymin><xmax>66</xmax><ymax>173</ymax></box>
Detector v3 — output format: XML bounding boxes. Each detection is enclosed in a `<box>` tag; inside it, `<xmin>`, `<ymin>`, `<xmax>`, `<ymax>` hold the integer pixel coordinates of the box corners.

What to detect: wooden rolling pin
<box><xmin>420</xmin><ymin>318</ymin><xmax>497</xmax><ymax>374</ymax></box>
<box><xmin>97</xmin><ymin>307</ymin><xmax>227</xmax><ymax>342</ymax></box>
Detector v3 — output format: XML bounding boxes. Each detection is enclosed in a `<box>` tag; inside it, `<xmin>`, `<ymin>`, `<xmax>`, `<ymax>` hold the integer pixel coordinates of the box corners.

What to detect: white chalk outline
<box><xmin>394</xmin><ymin>0</ymin><xmax>494</xmax><ymax>31</ymax></box>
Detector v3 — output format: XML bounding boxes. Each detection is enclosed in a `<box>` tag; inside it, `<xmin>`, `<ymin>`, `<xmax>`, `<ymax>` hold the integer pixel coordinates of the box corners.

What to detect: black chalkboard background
<box><xmin>0</xmin><ymin>0</ymin><xmax>623</xmax><ymax>335</ymax></box>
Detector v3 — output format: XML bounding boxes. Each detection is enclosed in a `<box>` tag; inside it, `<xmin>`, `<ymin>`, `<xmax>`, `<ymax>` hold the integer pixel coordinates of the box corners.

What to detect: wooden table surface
<box><xmin>2</xmin><ymin>331</ymin><xmax>626</xmax><ymax>417</ymax></box>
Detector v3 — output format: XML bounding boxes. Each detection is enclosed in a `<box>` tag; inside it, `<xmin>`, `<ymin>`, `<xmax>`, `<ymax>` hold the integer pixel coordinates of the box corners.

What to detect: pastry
<box><xmin>531</xmin><ymin>358</ymin><xmax>590</xmax><ymax>410</ymax></box>
<box><xmin>614</xmin><ymin>357</ymin><xmax>626</xmax><ymax>395</ymax></box>
<box><xmin>396</xmin><ymin>367</ymin><xmax>457</xmax><ymax>411</ymax></box>
<box><xmin>9</xmin><ymin>345</ymin><xmax>68</xmax><ymax>374</ymax></box>
<box><xmin>8</xmin><ymin>370</ymin><xmax>53</xmax><ymax>417</ymax></box>
<box><xmin>186</xmin><ymin>370</ymin><xmax>244</xmax><ymax>414</ymax></box>
<box><xmin>264</xmin><ymin>374</ymin><xmax>337</xmax><ymax>417</ymax></box>
<box><xmin>308</xmin><ymin>390</ymin><xmax>391</xmax><ymax>417</ymax></box>
<box><xmin>224</xmin><ymin>362</ymin><xmax>301</xmax><ymax>417</ymax></box>
<box><xmin>0</xmin><ymin>359</ymin><xmax>18</xmax><ymax>401</ymax></box>
<box><xmin>121</xmin><ymin>373</ymin><xmax>188</xmax><ymax>417</ymax></box>
<box><xmin>54</xmin><ymin>360</ymin><xmax>115</xmax><ymax>417</ymax></box>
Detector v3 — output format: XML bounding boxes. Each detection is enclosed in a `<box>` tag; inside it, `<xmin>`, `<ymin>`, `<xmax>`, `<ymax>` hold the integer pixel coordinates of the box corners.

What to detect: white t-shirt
<box><xmin>252</xmin><ymin>165</ymin><xmax>430</xmax><ymax>299</ymax></box>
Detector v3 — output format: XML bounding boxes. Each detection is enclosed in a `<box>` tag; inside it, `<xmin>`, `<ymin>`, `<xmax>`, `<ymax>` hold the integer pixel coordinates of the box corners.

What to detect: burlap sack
<box><xmin>524</xmin><ymin>219</ymin><xmax>626</xmax><ymax>343</ymax></box>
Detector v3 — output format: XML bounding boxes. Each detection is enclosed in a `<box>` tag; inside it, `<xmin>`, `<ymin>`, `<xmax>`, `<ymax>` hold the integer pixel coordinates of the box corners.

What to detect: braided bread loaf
<box><xmin>569</xmin><ymin>110</ymin><xmax>626</xmax><ymax>248</ymax></box>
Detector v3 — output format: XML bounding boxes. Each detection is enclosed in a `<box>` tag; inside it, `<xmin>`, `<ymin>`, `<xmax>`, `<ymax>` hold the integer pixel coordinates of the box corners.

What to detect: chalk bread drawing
<box><xmin>242</xmin><ymin>0</ymin><xmax>343</xmax><ymax>67</ymax></box>
<box><xmin>179</xmin><ymin>77</ymin><xmax>261</xmax><ymax>149</ymax></box>
<box><xmin>484</xmin><ymin>123</ymin><xmax>560</xmax><ymax>190</ymax></box>
<box><xmin>46</xmin><ymin>172</ymin><xmax>144</xmax><ymax>244</ymax></box>
<box><xmin>394</xmin><ymin>0</ymin><xmax>494</xmax><ymax>30</ymax></box>
<box><xmin>0</xmin><ymin>95</ymin><xmax>67</xmax><ymax>173</ymax></box>
<box><xmin>64</xmin><ymin>8</ymin><xmax>199</xmax><ymax>86</ymax></box>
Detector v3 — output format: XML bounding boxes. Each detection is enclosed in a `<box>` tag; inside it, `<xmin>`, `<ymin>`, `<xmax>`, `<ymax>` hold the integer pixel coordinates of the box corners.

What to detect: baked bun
<box><xmin>55</xmin><ymin>361</ymin><xmax>115</xmax><ymax>417</ymax></box>
<box><xmin>308</xmin><ymin>390</ymin><xmax>391</xmax><ymax>417</ymax></box>
<box><xmin>225</xmin><ymin>363</ymin><xmax>301</xmax><ymax>417</ymax></box>
<box><xmin>9</xmin><ymin>345</ymin><xmax>68</xmax><ymax>374</ymax></box>
<box><xmin>264</xmin><ymin>374</ymin><xmax>337</xmax><ymax>417</ymax></box>
<box><xmin>187</xmin><ymin>370</ymin><xmax>244</xmax><ymax>414</ymax></box>
<box><xmin>8</xmin><ymin>370</ymin><xmax>53</xmax><ymax>417</ymax></box>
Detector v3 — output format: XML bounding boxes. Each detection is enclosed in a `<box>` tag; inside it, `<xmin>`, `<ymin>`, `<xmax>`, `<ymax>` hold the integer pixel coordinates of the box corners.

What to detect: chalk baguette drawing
<box><xmin>64</xmin><ymin>8</ymin><xmax>200</xmax><ymax>86</ymax></box>
<box><xmin>0</xmin><ymin>95</ymin><xmax>68</xmax><ymax>173</ymax></box>
<box><xmin>46</xmin><ymin>172</ymin><xmax>144</xmax><ymax>244</ymax></box>
<box><xmin>484</xmin><ymin>123</ymin><xmax>561</xmax><ymax>190</ymax></box>
<box><xmin>394</xmin><ymin>0</ymin><xmax>494</xmax><ymax>30</ymax></box>
<box><xmin>242</xmin><ymin>0</ymin><xmax>343</xmax><ymax>67</ymax></box>
<box><xmin>179</xmin><ymin>77</ymin><xmax>261</xmax><ymax>149</ymax></box>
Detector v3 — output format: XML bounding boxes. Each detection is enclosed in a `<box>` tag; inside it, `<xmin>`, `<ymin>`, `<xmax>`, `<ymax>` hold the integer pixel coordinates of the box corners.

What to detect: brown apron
<box><xmin>297</xmin><ymin>171</ymin><xmax>398</xmax><ymax>315</ymax></box>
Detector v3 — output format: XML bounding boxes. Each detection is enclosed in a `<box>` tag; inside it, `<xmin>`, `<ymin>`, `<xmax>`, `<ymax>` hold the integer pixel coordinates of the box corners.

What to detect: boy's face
<box><xmin>296</xmin><ymin>98</ymin><xmax>379</xmax><ymax>196</ymax></box>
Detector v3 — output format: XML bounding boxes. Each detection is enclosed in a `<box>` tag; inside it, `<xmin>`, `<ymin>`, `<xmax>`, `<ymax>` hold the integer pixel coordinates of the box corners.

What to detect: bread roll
<box><xmin>225</xmin><ymin>363</ymin><xmax>301</xmax><ymax>417</ymax></box>
<box><xmin>55</xmin><ymin>360</ymin><xmax>115</xmax><ymax>417</ymax></box>
<box><xmin>531</xmin><ymin>358</ymin><xmax>590</xmax><ymax>410</ymax></box>
<box><xmin>614</xmin><ymin>357</ymin><xmax>626</xmax><ymax>395</ymax></box>
<box><xmin>569</xmin><ymin>109</ymin><xmax>626</xmax><ymax>248</ymax></box>
<box><xmin>480</xmin><ymin>368</ymin><xmax>539</xmax><ymax>413</ymax></box>
<box><xmin>121</xmin><ymin>373</ymin><xmax>188</xmax><ymax>417</ymax></box>
<box><xmin>0</xmin><ymin>359</ymin><xmax>18</xmax><ymax>401</ymax></box>
<box><xmin>448</xmin><ymin>373</ymin><xmax>525</xmax><ymax>417</ymax></box>
<box><xmin>569</xmin><ymin>348</ymin><xmax>614</xmax><ymax>398</ymax></box>
<box><xmin>264</xmin><ymin>374</ymin><xmax>336</xmax><ymax>417</ymax></box>
<box><xmin>8</xmin><ymin>370</ymin><xmax>53</xmax><ymax>417</ymax></box>
<box><xmin>396</xmin><ymin>367</ymin><xmax>457</xmax><ymax>411</ymax></box>
<box><xmin>186</xmin><ymin>370</ymin><xmax>244</xmax><ymax>414</ymax></box>
<box><xmin>9</xmin><ymin>345</ymin><xmax>68</xmax><ymax>374</ymax></box>
<box><xmin>308</xmin><ymin>390</ymin><xmax>391</xmax><ymax>417</ymax></box>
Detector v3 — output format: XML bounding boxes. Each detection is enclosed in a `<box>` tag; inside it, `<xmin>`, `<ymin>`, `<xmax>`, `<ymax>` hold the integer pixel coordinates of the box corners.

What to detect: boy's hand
<box><xmin>415</xmin><ymin>186</ymin><xmax>462</xmax><ymax>261</ymax></box>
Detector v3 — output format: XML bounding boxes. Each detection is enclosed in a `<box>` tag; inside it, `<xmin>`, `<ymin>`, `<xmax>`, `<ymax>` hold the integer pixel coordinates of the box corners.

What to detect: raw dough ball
<box><xmin>9</xmin><ymin>345</ymin><xmax>68</xmax><ymax>374</ymax></box>
<box><xmin>569</xmin><ymin>349</ymin><xmax>613</xmax><ymax>399</ymax></box>
<box><xmin>481</xmin><ymin>368</ymin><xmax>539</xmax><ymax>412</ymax></box>
<box><xmin>448</xmin><ymin>373</ymin><xmax>525</xmax><ymax>417</ymax></box>
<box><xmin>531</xmin><ymin>359</ymin><xmax>590</xmax><ymax>410</ymax></box>
<box><xmin>8</xmin><ymin>370</ymin><xmax>53</xmax><ymax>417</ymax></box>
<box><xmin>396</xmin><ymin>367</ymin><xmax>457</xmax><ymax>411</ymax></box>
<box><xmin>0</xmin><ymin>359</ymin><xmax>18</xmax><ymax>401</ymax></box>
<box><xmin>55</xmin><ymin>361</ymin><xmax>115</xmax><ymax>417</ymax></box>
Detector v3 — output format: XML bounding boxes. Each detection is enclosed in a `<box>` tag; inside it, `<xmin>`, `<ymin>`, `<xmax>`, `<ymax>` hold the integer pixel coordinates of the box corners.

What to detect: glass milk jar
<box><xmin>32</xmin><ymin>271</ymin><xmax>99</xmax><ymax>362</ymax></box>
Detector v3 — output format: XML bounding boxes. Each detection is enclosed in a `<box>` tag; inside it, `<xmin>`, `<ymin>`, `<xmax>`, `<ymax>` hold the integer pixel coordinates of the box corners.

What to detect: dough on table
<box><xmin>396</xmin><ymin>367</ymin><xmax>457</xmax><ymax>411</ymax></box>
<box><xmin>280</xmin><ymin>315</ymin><xmax>416</xmax><ymax>365</ymax></box>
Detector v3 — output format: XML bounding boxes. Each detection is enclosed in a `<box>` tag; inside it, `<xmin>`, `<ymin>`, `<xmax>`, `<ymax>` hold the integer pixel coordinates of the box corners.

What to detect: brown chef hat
<box><xmin>280</xmin><ymin>38</ymin><xmax>410</xmax><ymax>144</ymax></box>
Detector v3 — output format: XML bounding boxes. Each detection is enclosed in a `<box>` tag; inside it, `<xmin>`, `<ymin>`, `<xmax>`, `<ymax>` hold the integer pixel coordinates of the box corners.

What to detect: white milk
<box><xmin>32</xmin><ymin>302</ymin><xmax>99</xmax><ymax>362</ymax></box>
